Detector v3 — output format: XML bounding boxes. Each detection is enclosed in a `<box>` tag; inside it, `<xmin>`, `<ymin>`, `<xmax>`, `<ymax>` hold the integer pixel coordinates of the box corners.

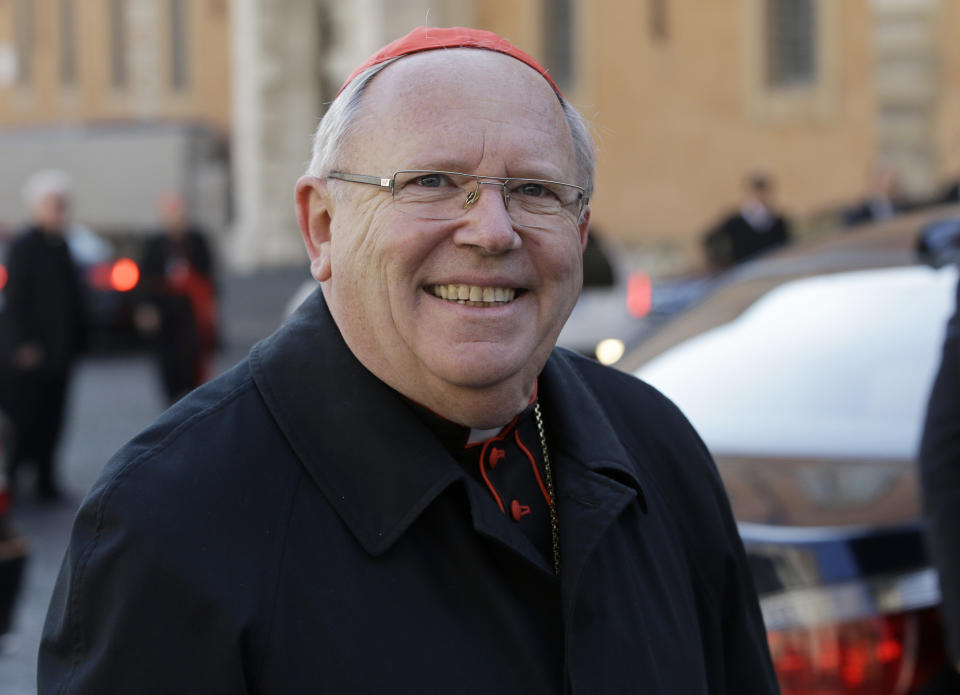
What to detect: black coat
<box><xmin>139</xmin><ymin>228</ymin><xmax>214</xmax><ymax>287</ymax></box>
<box><xmin>138</xmin><ymin>228</ymin><xmax>218</xmax><ymax>401</ymax></box>
<box><xmin>0</xmin><ymin>226</ymin><xmax>85</xmax><ymax>378</ymax></box>
<box><xmin>39</xmin><ymin>289</ymin><xmax>778</xmax><ymax>694</ymax></box>
<box><xmin>703</xmin><ymin>211</ymin><xmax>790</xmax><ymax>269</ymax></box>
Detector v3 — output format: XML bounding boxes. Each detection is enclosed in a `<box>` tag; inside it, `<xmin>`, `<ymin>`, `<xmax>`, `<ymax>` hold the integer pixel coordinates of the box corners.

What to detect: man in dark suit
<box><xmin>842</xmin><ymin>162</ymin><xmax>911</xmax><ymax>227</ymax></box>
<box><xmin>135</xmin><ymin>193</ymin><xmax>218</xmax><ymax>404</ymax></box>
<box><xmin>0</xmin><ymin>170</ymin><xmax>85</xmax><ymax>501</ymax></box>
<box><xmin>703</xmin><ymin>171</ymin><xmax>792</xmax><ymax>270</ymax></box>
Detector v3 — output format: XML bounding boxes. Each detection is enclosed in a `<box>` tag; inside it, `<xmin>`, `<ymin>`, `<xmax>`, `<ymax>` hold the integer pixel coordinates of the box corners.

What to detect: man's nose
<box><xmin>452</xmin><ymin>183</ymin><xmax>521</xmax><ymax>254</ymax></box>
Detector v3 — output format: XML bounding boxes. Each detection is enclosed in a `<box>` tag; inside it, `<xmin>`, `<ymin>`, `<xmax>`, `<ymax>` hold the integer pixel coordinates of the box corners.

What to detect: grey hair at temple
<box><xmin>305</xmin><ymin>56</ymin><xmax>596</xmax><ymax>199</ymax></box>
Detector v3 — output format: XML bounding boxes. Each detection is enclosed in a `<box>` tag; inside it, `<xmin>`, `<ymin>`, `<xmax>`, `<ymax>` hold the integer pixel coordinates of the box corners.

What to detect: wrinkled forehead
<box><xmin>347</xmin><ymin>49</ymin><xmax>575</xmax><ymax>173</ymax></box>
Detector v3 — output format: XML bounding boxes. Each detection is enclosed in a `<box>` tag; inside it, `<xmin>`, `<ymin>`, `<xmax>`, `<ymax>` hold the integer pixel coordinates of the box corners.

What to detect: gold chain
<box><xmin>533</xmin><ymin>401</ymin><xmax>560</xmax><ymax>576</ymax></box>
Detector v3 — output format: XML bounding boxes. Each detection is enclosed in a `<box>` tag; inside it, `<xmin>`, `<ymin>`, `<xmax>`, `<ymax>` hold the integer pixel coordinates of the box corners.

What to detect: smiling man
<box><xmin>39</xmin><ymin>28</ymin><xmax>778</xmax><ymax>694</ymax></box>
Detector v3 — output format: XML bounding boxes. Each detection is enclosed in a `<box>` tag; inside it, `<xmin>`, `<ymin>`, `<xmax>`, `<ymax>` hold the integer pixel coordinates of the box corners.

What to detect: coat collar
<box><xmin>250</xmin><ymin>288</ymin><xmax>647</xmax><ymax>557</ymax></box>
<box><xmin>539</xmin><ymin>350</ymin><xmax>645</xmax><ymax>496</ymax></box>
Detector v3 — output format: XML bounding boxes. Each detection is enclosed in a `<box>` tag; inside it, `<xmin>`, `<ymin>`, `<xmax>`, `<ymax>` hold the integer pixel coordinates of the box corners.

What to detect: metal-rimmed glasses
<box><xmin>326</xmin><ymin>169</ymin><xmax>588</xmax><ymax>230</ymax></box>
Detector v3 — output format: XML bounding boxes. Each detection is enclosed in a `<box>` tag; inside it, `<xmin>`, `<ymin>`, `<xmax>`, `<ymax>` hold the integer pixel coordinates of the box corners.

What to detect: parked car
<box><xmin>0</xmin><ymin>225</ymin><xmax>144</xmax><ymax>351</ymax></box>
<box><xmin>558</xmin><ymin>233</ymin><xmax>720</xmax><ymax>364</ymax></box>
<box><xmin>619</xmin><ymin>206</ymin><xmax>960</xmax><ymax>694</ymax></box>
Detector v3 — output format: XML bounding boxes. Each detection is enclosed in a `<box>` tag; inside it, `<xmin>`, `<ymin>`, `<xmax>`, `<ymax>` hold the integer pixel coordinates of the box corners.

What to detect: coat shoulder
<box><xmin>87</xmin><ymin>359</ymin><xmax>303</xmax><ymax>537</ymax></box>
<box><xmin>552</xmin><ymin>347</ymin><xmax>730</xmax><ymax>529</ymax></box>
<box><xmin>555</xmin><ymin>347</ymin><xmax>699</xmax><ymax>441</ymax></box>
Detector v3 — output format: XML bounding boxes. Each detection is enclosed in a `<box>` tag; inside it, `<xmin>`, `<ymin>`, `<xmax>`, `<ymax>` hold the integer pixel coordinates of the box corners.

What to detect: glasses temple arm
<box><xmin>327</xmin><ymin>172</ymin><xmax>394</xmax><ymax>189</ymax></box>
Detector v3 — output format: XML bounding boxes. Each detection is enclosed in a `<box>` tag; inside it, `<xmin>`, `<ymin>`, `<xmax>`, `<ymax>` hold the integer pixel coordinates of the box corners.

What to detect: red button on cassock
<box><xmin>510</xmin><ymin>500</ymin><xmax>531</xmax><ymax>521</ymax></box>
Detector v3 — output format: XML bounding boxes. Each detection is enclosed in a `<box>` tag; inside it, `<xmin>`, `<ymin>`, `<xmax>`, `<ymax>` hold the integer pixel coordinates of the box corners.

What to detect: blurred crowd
<box><xmin>701</xmin><ymin>160</ymin><xmax>960</xmax><ymax>272</ymax></box>
<box><xmin>0</xmin><ymin>171</ymin><xmax>219</xmax><ymax>502</ymax></box>
<box><xmin>0</xmin><ymin>170</ymin><xmax>220</xmax><ymax>643</ymax></box>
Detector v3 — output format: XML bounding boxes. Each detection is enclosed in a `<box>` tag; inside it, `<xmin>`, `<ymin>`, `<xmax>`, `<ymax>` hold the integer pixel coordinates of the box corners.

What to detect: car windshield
<box><xmin>633</xmin><ymin>265</ymin><xmax>958</xmax><ymax>459</ymax></box>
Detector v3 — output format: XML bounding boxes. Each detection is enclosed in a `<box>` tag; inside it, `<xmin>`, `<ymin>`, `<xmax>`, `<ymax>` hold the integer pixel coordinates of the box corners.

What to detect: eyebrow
<box><xmin>398</xmin><ymin>163</ymin><xmax>570</xmax><ymax>182</ymax></box>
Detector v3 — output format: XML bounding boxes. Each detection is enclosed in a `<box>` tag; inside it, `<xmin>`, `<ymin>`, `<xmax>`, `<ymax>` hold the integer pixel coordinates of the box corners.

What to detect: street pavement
<box><xmin>0</xmin><ymin>266</ymin><xmax>312</xmax><ymax>694</ymax></box>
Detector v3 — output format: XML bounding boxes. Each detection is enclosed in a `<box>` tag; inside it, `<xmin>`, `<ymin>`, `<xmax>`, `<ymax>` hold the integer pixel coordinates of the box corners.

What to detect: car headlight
<box><xmin>595</xmin><ymin>338</ymin><xmax>625</xmax><ymax>365</ymax></box>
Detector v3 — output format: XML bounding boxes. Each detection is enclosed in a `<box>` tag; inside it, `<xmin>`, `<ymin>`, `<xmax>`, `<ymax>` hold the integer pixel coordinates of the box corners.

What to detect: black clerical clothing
<box><xmin>0</xmin><ymin>226</ymin><xmax>85</xmax><ymax>496</ymax></box>
<box><xmin>39</xmin><ymin>288</ymin><xmax>778</xmax><ymax>694</ymax></box>
<box><xmin>139</xmin><ymin>228</ymin><xmax>217</xmax><ymax>402</ymax></box>
<box><xmin>703</xmin><ymin>209</ymin><xmax>791</xmax><ymax>269</ymax></box>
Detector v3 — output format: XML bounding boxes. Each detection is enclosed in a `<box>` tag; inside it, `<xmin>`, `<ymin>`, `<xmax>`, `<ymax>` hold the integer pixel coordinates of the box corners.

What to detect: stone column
<box><xmin>230</xmin><ymin>0</ymin><xmax>329</xmax><ymax>271</ymax></box>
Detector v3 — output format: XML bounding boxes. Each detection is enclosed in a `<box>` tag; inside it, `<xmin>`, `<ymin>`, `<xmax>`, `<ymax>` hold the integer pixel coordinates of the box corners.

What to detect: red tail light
<box><xmin>626</xmin><ymin>271</ymin><xmax>652</xmax><ymax>318</ymax></box>
<box><xmin>0</xmin><ymin>263</ymin><xmax>7</xmax><ymax>291</ymax></box>
<box><xmin>769</xmin><ymin>607</ymin><xmax>945</xmax><ymax>694</ymax></box>
<box><xmin>110</xmin><ymin>258</ymin><xmax>139</xmax><ymax>292</ymax></box>
<box><xmin>88</xmin><ymin>258</ymin><xmax>139</xmax><ymax>292</ymax></box>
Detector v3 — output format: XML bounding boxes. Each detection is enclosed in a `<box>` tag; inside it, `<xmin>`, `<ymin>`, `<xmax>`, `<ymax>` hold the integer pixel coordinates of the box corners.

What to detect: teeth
<box><xmin>431</xmin><ymin>284</ymin><xmax>518</xmax><ymax>306</ymax></box>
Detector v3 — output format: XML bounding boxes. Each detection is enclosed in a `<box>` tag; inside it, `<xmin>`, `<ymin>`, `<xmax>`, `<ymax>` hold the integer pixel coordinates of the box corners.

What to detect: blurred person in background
<box><xmin>842</xmin><ymin>161</ymin><xmax>910</xmax><ymax>227</ymax></box>
<box><xmin>919</xmin><ymin>274</ymin><xmax>960</xmax><ymax>692</ymax></box>
<box><xmin>135</xmin><ymin>192</ymin><xmax>218</xmax><ymax>404</ymax></box>
<box><xmin>39</xmin><ymin>27</ymin><xmax>777</xmax><ymax>693</ymax></box>
<box><xmin>702</xmin><ymin>170</ymin><xmax>792</xmax><ymax>271</ymax></box>
<box><xmin>0</xmin><ymin>170</ymin><xmax>86</xmax><ymax>502</ymax></box>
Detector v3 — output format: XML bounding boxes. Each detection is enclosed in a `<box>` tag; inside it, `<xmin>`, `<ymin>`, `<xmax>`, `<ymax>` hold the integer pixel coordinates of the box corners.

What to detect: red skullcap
<box><xmin>338</xmin><ymin>26</ymin><xmax>562</xmax><ymax>97</ymax></box>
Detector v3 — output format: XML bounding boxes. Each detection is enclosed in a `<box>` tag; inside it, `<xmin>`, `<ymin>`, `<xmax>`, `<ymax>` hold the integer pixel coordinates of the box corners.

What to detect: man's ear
<box><xmin>578</xmin><ymin>206</ymin><xmax>591</xmax><ymax>252</ymax></box>
<box><xmin>295</xmin><ymin>175</ymin><xmax>333</xmax><ymax>282</ymax></box>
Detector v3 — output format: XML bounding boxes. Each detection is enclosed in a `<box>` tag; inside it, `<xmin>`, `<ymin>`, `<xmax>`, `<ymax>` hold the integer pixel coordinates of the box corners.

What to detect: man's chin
<box><xmin>412</xmin><ymin>344</ymin><xmax>549</xmax><ymax>417</ymax></box>
<box><xmin>422</xmin><ymin>342</ymin><xmax>536</xmax><ymax>388</ymax></box>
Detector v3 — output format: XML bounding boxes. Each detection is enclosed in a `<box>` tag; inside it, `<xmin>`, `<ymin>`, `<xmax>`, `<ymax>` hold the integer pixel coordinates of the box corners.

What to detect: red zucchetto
<box><xmin>338</xmin><ymin>26</ymin><xmax>562</xmax><ymax>97</ymax></box>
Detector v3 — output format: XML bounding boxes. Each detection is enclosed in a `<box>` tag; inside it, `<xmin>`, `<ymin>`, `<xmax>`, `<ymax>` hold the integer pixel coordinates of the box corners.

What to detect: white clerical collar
<box><xmin>467</xmin><ymin>426</ymin><xmax>505</xmax><ymax>445</ymax></box>
<box><xmin>740</xmin><ymin>200</ymin><xmax>774</xmax><ymax>231</ymax></box>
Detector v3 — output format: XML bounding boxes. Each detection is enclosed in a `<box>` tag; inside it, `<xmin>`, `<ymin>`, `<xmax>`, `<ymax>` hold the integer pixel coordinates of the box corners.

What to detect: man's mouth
<box><xmin>429</xmin><ymin>284</ymin><xmax>519</xmax><ymax>307</ymax></box>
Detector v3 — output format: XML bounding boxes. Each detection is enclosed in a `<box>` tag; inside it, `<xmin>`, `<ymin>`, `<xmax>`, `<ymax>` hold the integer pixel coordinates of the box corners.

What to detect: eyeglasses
<box><xmin>326</xmin><ymin>170</ymin><xmax>588</xmax><ymax>230</ymax></box>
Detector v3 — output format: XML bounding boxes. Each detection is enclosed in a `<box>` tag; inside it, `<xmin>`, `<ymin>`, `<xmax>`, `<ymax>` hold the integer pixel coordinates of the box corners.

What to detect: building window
<box><xmin>59</xmin><ymin>0</ymin><xmax>77</xmax><ymax>86</ymax></box>
<box><xmin>543</xmin><ymin>0</ymin><xmax>574</xmax><ymax>91</ymax></box>
<box><xmin>765</xmin><ymin>0</ymin><xmax>816</xmax><ymax>87</ymax></box>
<box><xmin>170</xmin><ymin>0</ymin><xmax>188</xmax><ymax>90</ymax></box>
<box><xmin>110</xmin><ymin>0</ymin><xmax>127</xmax><ymax>89</ymax></box>
<box><xmin>14</xmin><ymin>0</ymin><xmax>33</xmax><ymax>85</ymax></box>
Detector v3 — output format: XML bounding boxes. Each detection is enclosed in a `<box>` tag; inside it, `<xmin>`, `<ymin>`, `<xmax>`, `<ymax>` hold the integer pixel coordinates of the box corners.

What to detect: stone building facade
<box><xmin>2</xmin><ymin>0</ymin><xmax>958</xmax><ymax>270</ymax></box>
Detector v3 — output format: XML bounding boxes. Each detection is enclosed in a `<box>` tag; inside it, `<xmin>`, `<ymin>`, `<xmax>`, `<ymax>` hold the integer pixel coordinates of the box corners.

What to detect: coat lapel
<box><xmin>538</xmin><ymin>350</ymin><xmax>651</xmax><ymax>611</ymax></box>
<box><xmin>251</xmin><ymin>289</ymin><xmax>650</xmax><ymax>589</ymax></box>
<box><xmin>250</xmin><ymin>288</ymin><xmax>465</xmax><ymax>556</ymax></box>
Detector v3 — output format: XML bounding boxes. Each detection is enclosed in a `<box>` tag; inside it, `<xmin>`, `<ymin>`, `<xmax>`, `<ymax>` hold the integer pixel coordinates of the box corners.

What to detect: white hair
<box><xmin>22</xmin><ymin>169</ymin><xmax>72</xmax><ymax>209</ymax></box>
<box><xmin>305</xmin><ymin>56</ymin><xmax>596</xmax><ymax>198</ymax></box>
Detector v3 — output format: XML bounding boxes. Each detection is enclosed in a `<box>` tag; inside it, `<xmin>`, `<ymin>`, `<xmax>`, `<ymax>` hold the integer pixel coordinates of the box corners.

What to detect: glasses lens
<box><xmin>505</xmin><ymin>179</ymin><xmax>582</xmax><ymax>229</ymax></box>
<box><xmin>392</xmin><ymin>171</ymin><xmax>475</xmax><ymax>220</ymax></box>
<box><xmin>392</xmin><ymin>170</ymin><xmax>583</xmax><ymax>229</ymax></box>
